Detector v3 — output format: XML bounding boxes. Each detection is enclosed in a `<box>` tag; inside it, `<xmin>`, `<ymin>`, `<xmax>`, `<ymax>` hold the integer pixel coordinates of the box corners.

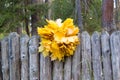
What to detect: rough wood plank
<box><xmin>0</xmin><ymin>40</ymin><xmax>2</xmax><ymax>80</ymax></box>
<box><xmin>101</xmin><ymin>31</ymin><xmax>112</xmax><ymax>80</ymax></box>
<box><xmin>20</xmin><ymin>35</ymin><xmax>29</xmax><ymax>80</ymax></box>
<box><xmin>29</xmin><ymin>36</ymin><xmax>39</xmax><ymax>80</ymax></box>
<box><xmin>8</xmin><ymin>32</ymin><xmax>20</xmax><ymax>80</ymax></box>
<box><xmin>110</xmin><ymin>31</ymin><xmax>120</xmax><ymax>80</ymax></box>
<box><xmin>40</xmin><ymin>55</ymin><xmax>51</xmax><ymax>80</ymax></box>
<box><xmin>1</xmin><ymin>37</ymin><xmax>9</xmax><ymax>80</ymax></box>
<box><xmin>91</xmin><ymin>31</ymin><xmax>103</xmax><ymax>80</ymax></box>
<box><xmin>64</xmin><ymin>57</ymin><xmax>72</xmax><ymax>80</ymax></box>
<box><xmin>53</xmin><ymin>61</ymin><xmax>63</xmax><ymax>80</ymax></box>
<box><xmin>81</xmin><ymin>31</ymin><xmax>91</xmax><ymax>80</ymax></box>
<box><xmin>72</xmin><ymin>33</ymin><xmax>81</xmax><ymax>80</ymax></box>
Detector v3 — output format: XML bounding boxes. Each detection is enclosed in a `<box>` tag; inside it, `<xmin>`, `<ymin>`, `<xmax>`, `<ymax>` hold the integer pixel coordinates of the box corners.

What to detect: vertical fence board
<box><xmin>0</xmin><ymin>40</ymin><xmax>2</xmax><ymax>80</ymax></box>
<box><xmin>20</xmin><ymin>35</ymin><xmax>29</xmax><ymax>80</ymax></box>
<box><xmin>2</xmin><ymin>31</ymin><xmax>120</xmax><ymax>80</ymax></box>
<box><xmin>40</xmin><ymin>55</ymin><xmax>51</xmax><ymax>80</ymax></box>
<box><xmin>29</xmin><ymin>36</ymin><xmax>39</xmax><ymax>80</ymax></box>
<box><xmin>101</xmin><ymin>31</ymin><xmax>112</xmax><ymax>80</ymax></box>
<box><xmin>1</xmin><ymin>37</ymin><xmax>9</xmax><ymax>80</ymax></box>
<box><xmin>72</xmin><ymin>33</ymin><xmax>81</xmax><ymax>80</ymax></box>
<box><xmin>110</xmin><ymin>31</ymin><xmax>120</xmax><ymax>80</ymax></box>
<box><xmin>91</xmin><ymin>32</ymin><xmax>103</xmax><ymax>80</ymax></box>
<box><xmin>53</xmin><ymin>61</ymin><xmax>63</xmax><ymax>80</ymax></box>
<box><xmin>8</xmin><ymin>32</ymin><xmax>20</xmax><ymax>80</ymax></box>
<box><xmin>64</xmin><ymin>57</ymin><xmax>71</xmax><ymax>80</ymax></box>
<box><xmin>81</xmin><ymin>31</ymin><xmax>91</xmax><ymax>80</ymax></box>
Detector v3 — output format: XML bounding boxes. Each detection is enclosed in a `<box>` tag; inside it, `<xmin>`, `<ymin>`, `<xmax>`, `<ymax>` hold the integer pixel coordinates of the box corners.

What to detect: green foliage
<box><xmin>0</xmin><ymin>0</ymin><xmax>48</xmax><ymax>33</ymax></box>
<box><xmin>0</xmin><ymin>0</ymin><xmax>102</xmax><ymax>34</ymax></box>
<box><xmin>82</xmin><ymin>0</ymin><xmax>102</xmax><ymax>33</ymax></box>
<box><xmin>51</xmin><ymin>0</ymin><xmax>74</xmax><ymax>20</ymax></box>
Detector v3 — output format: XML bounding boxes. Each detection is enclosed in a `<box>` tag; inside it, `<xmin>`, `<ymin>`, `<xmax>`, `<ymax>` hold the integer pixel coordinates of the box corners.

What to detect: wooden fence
<box><xmin>0</xmin><ymin>31</ymin><xmax>120</xmax><ymax>80</ymax></box>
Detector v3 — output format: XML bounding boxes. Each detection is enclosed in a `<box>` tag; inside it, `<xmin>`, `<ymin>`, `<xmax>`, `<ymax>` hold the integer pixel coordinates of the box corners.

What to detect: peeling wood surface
<box><xmin>1</xmin><ymin>31</ymin><xmax>120</xmax><ymax>80</ymax></box>
<box><xmin>91</xmin><ymin>32</ymin><xmax>103</xmax><ymax>80</ymax></box>
<box><xmin>20</xmin><ymin>35</ymin><xmax>29</xmax><ymax>80</ymax></box>
<box><xmin>53</xmin><ymin>61</ymin><xmax>63</xmax><ymax>80</ymax></box>
<box><xmin>64</xmin><ymin>57</ymin><xmax>72</xmax><ymax>80</ymax></box>
<box><xmin>0</xmin><ymin>40</ymin><xmax>2</xmax><ymax>80</ymax></box>
<box><xmin>101</xmin><ymin>31</ymin><xmax>112</xmax><ymax>80</ymax></box>
<box><xmin>29</xmin><ymin>36</ymin><xmax>39</xmax><ymax>80</ymax></box>
<box><xmin>40</xmin><ymin>55</ymin><xmax>51</xmax><ymax>80</ymax></box>
<box><xmin>8</xmin><ymin>32</ymin><xmax>20</xmax><ymax>80</ymax></box>
<box><xmin>81</xmin><ymin>31</ymin><xmax>91</xmax><ymax>80</ymax></box>
<box><xmin>1</xmin><ymin>37</ymin><xmax>9</xmax><ymax>80</ymax></box>
<box><xmin>72</xmin><ymin>33</ymin><xmax>81</xmax><ymax>80</ymax></box>
<box><xmin>110</xmin><ymin>31</ymin><xmax>120</xmax><ymax>80</ymax></box>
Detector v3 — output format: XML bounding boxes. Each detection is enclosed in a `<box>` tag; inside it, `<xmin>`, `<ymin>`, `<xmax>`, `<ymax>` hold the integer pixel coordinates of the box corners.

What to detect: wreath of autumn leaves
<box><xmin>37</xmin><ymin>18</ymin><xmax>79</xmax><ymax>61</ymax></box>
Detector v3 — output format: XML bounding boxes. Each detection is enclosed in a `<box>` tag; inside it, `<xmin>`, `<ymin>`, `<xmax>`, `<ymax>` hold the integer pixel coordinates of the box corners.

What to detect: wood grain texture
<box><xmin>81</xmin><ymin>31</ymin><xmax>91</xmax><ymax>80</ymax></box>
<box><xmin>29</xmin><ymin>36</ymin><xmax>39</xmax><ymax>80</ymax></box>
<box><xmin>8</xmin><ymin>32</ymin><xmax>20</xmax><ymax>80</ymax></box>
<box><xmin>64</xmin><ymin>57</ymin><xmax>72</xmax><ymax>80</ymax></box>
<box><xmin>91</xmin><ymin>32</ymin><xmax>103</xmax><ymax>80</ymax></box>
<box><xmin>0</xmin><ymin>40</ymin><xmax>2</xmax><ymax>80</ymax></box>
<box><xmin>20</xmin><ymin>35</ymin><xmax>29</xmax><ymax>80</ymax></box>
<box><xmin>40</xmin><ymin>55</ymin><xmax>51</xmax><ymax>80</ymax></box>
<box><xmin>110</xmin><ymin>31</ymin><xmax>120</xmax><ymax>80</ymax></box>
<box><xmin>53</xmin><ymin>61</ymin><xmax>63</xmax><ymax>80</ymax></box>
<box><xmin>72</xmin><ymin>33</ymin><xmax>81</xmax><ymax>80</ymax></box>
<box><xmin>101</xmin><ymin>31</ymin><xmax>112</xmax><ymax>80</ymax></box>
<box><xmin>1</xmin><ymin>37</ymin><xmax>9</xmax><ymax>80</ymax></box>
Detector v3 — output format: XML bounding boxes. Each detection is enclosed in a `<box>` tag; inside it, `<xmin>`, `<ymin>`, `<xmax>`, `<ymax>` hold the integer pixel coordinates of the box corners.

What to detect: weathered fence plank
<box><xmin>53</xmin><ymin>61</ymin><xmax>63</xmax><ymax>80</ymax></box>
<box><xmin>1</xmin><ymin>37</ymin><xmax>9</xmax><ymax>80</ymax></box>
<box><xmin>72</xmin><ymin>33</ymin><xmax>81</xmax><ymax>80</ymax></box>
<box><xmin>81</xmin><ymin>31</ymin><xmax>91</xmax><ymax>80</ymax></box>
<box><xmin>101</xmin><ymin>31</ymin><xmax>112</xmax><ymax>80</ymax></box>
<box><xmin>40</xmin><ymin>55</ymin><xmax>51</xmax><ymax>80</ymax></box>
<box><xmin>8</xmin><ymin>32</ymin><xmax>20</xmax><ymax>80</ymax></box>
<box><xmin>29</xmin><ymin>36</ymin><xmax>39</xmax><ymax>80</ymax></box>
<box><xmin>0</xmin><ymin>40</ymin><xmax>2</xmax><ymax>80</ymax></box>
<box><xmin>91</xmin><ymin>32</ymin><xmax>103</xmax><ymax>80</ymax></box>
<box><xmin>64</xmin><ymin>57</ymin><xmax>72</xmax><ymax>80</ymax></box>
<box><xmin>20</xmin><ymin>35</ymin><xmax>29</xmax><ymax>80</ymax></box>
<box><xmin>110</xmin><ymin>31</ymin><xmax>120</xmax><ymax>80</ymax></box>
<box><xmin>1</xmin><ymin>31</ymin><xmax>120</xmax><ymax>80</ymax></box>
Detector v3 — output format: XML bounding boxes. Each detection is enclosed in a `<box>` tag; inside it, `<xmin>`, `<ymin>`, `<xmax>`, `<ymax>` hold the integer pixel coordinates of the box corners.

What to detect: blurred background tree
<box><xmin>0</xmin><ymin>0</ymin><xmax>48</xmax><ymax>36</ymax></box>
<box><xmin>0</xmin><ymin>0</ymin><xmax>120</xmax><ymax>38</ymax></box>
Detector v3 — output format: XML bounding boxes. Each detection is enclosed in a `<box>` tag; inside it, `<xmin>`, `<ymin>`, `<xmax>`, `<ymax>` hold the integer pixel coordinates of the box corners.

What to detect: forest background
<box><xmin>0</xmin><ymin>0</ymin><xmax>120</xmax><ymax>39</ymax></box>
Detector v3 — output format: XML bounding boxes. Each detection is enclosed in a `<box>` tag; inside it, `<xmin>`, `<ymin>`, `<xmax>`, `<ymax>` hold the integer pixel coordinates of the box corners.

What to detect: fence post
<box><xmin>53</xmin><ymin>61</ymin><xmax>63</xmax><ymax>80</ymax></box>
<box><xmin>72</xmin><ymin>33</ymin><xmax>81</xmax><ymax>80</ymax></box>
<box><xmin>0</xmin><ymin>40</ymin><xmax>2</xmax><ymax>80</ymax></box>
<box><xmin>110</xmin><ymin>31</ymin><xmax>120</xmax><ymax>80</ymax></box>
<box><xmin>64</xmin><ymin>57</ymin><xmax>72</xmax><ymax>80</ymax></box>
<box><xmin>1</xmin><ymin>37</ymin><xmax>9</xmax><ymax>80</ymax></box>
<box><xmin>8</xmin><ymin>32</ymin><xmax>20</xmax><ymax>80</ymax></box>
<box><xmin>40</xmin><ymin>55</ymin><xmax>51</xmax><ymax>80</ymax></box>
<box><xmin>101</xmin><ymin>31</ymin><xmax>112</xmax><ymax>80</ymax></box>
<box><xmin>20</xmin><ymin>35</ymin><xmax>29</xmax><ymax>80</ymax></box>
<box><xmin>29</xmin><ymin>36</ymin><xmax>39</xmax><ymax>80</ymax></box>
<box><xmin>91</xmin><ymin>31</ymin><xmax>103</xmax><ymax>80</ymax></box>
<box><xmin>81</xmin><ymin>31</ymin><xmax>91</xmax><ymax>80</ymax></box>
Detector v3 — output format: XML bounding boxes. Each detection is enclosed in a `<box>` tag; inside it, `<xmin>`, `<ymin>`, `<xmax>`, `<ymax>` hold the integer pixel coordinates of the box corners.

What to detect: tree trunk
<box><xmin>25</xmin><ymin>0</ymin><xmax>30</xmax><ymax>36</ymax></box>
<box><xmin>75</xmin><ymin>0</ymin><xmax>83</xmax><ymax>32</ymax></box>
<box><xmin>31</xmin><ymin>13</ymin><xmax>39</xmax><ymax>35</ymax></box>
<box><xmin>102</xmin><ymin>0</ymin><xmax>116</xmax><ymax>33</ymax></box>
<box><xmin>31</xmin><ymin>0</ymin><xmax>43</xmax><ymax>35</ymax></box>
